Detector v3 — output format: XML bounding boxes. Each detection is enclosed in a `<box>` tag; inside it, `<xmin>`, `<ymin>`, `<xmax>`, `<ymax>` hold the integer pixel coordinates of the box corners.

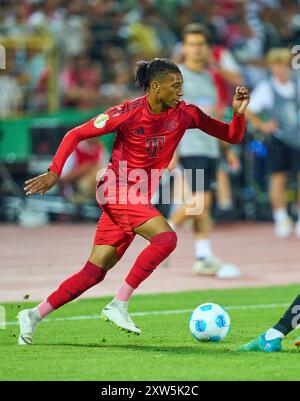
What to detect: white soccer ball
<box><xmin>189</xmin><ymin>303</ymin><xmax>231</xmax><ymax>342</ymax></box>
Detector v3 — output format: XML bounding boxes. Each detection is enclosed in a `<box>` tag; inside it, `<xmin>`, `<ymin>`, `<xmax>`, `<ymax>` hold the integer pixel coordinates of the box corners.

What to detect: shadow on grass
<box><xmin>34</xmin><ymin>341</ymin><xmax>299</xmax><ymax>354</ymax></box>
<box><xmin>38</xmin><ymin>342</ymin><xmax>237</xmax><ymax>355</ymax></box>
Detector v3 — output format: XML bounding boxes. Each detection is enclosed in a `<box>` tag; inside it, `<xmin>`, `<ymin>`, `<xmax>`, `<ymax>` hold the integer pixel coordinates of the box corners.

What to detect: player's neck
<box><xmin>184</xmin><ymin>60</ymin><xmax>205</xmax><ymax>73</ymax></box>
<box><xmin>147</xmin><ymin>94</ymin><xmax>168</xmax><ymax>114</ymax></box>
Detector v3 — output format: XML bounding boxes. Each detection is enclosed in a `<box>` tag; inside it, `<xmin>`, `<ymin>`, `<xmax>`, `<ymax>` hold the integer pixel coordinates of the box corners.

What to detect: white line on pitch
<box><xmin>5</xmin><ymin>302</ymin><xmax>289</xmax><ymax>326</ymax></box>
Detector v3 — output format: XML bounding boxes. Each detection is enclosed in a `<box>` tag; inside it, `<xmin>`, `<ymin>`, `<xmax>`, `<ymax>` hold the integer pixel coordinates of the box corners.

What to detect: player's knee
<box><xmin>89</xmin><ymin>245</ymin><xmax>119</xmax><ymax>270</ymax></box>
<box><xmin>167</xmin><ymin>231</ymin><xmax>178</xmax><ymax>253</ymax></box>
<box><xmin>150</xmin><ymin>231</ymin><xmax>177</xmax><ymax>256</ymax></box>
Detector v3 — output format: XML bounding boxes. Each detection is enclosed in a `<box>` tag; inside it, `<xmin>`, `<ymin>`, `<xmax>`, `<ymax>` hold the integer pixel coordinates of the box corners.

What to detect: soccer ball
<box><xmin>189</xmin><ymin>303</ymin><xmax>230</xmax><ymax>342</ymax></box>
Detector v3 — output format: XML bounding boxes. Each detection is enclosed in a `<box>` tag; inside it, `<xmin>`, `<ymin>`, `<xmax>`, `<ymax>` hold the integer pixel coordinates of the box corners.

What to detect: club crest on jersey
<box><xmin>94</xmin><ymin>113</ymin><xmax>109</xmax><ymax>128</ymax></box>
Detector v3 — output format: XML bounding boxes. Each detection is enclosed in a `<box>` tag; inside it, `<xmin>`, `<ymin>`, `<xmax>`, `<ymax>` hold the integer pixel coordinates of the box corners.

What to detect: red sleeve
<box><xmin>48</xmin><ymin>106</ymin><xmax>129</xmax><ymax>176</ymax></box>
<box><xmin>187</xmin><ymin>104</ymin><xmax>246</xmax><ymax>144</ymax></box>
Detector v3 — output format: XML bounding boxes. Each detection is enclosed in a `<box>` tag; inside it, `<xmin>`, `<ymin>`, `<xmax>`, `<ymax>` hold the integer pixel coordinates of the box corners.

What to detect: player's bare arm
<box><xmin>208</xmin><ymin>51</ymin><xmax>242</xmax><ymax>87</ymax></box>
<box><xmin>246</xmin><ymin>109</ymin><xmax>278</xmax><ymax>134</ymax></box>
<box><xmin>24</xmin><ymin>170</ymin><xmax>59</xmax><ymax>196</ymax></box>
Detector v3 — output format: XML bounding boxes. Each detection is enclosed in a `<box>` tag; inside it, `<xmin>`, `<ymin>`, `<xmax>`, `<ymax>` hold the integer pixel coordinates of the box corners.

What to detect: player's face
<box><xmin>156</xmin><ymin>72</ymin><xmax>184</xmax><ymax>108</ymax></box>
<box><xmin>269</xmin><ymin>62</ymin><xmax>290</xmax><ymax>82</ymax></box>
<box><xmin>182</xmin><ymin>33</ymin><xmax>209</xmax><ymax>63</ymax></box>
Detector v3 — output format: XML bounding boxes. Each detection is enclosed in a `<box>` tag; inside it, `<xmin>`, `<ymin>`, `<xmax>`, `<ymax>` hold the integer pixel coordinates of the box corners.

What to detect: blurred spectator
<box><xmin>127</xmin><ymin>16</ymin><xmax>162</xmax><ymax>56</ymax></box>
<box><xmin>60</xmin><ymin>54</ymin><xmax>102</xmax><ymax>109</ymax></box>
<box><xmin>0</xmin><ymin>70</ymin><xmax>23</xmax><ymax>118</ymax></box>
<box><xmin>61</xmin><ymin>0</ymin><xmax>90</xmax><ymax>58</ymax></box>
<box><xmin>101</xmin><ymin>65</ymin><xmax>134</xmax><ymax>106</ymax></box>
<box><xmin>88</xmin><ymin>4</ymin><xmax>126</xmax><ymax>62</ymax></box>
<box><xmin>3</xmin><ymin>3</ymin><xmax>33</xmax><ymax>37</ymax></box>
<box><xmin>100</xmin><ymin>46</ymin><xmax>129</xmax><ymax>82</ymax></box>
<box><xmin>246</xmin><ymin>48</ymin><xmax>300</xmax><ymax>238</ymax></box>
<box><xmin>208</xmin><ymin>45</ymin><xmax>242</xmax><ymax>113</ymax></box>
<box><xmin>24</xmin><ymin>48</ymin><xmax>48</xmax><ymax>112</ymax></box>
<box><xmin>140</xmin><ymin>9</ymin><xmax>178</xmax><ymax>55</ymax></box>
<box><xmin>0</xmin><ymin>49</ymin><xmax>23</xmax><ymax>117</ymax></box>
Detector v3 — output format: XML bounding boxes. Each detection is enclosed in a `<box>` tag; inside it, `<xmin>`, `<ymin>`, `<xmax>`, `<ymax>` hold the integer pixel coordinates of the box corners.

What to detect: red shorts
<box><xmin>93</xmin><ymin>202</ymin><xmax>161</xmax><ymax>259</ymax></box>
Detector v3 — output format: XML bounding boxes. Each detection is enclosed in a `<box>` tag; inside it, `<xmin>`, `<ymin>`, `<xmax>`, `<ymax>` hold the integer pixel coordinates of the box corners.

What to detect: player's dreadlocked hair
<box><xmin>135</xmin><ymin>58</ymin><xmax>181</xmax><ymax>91</ymax></box>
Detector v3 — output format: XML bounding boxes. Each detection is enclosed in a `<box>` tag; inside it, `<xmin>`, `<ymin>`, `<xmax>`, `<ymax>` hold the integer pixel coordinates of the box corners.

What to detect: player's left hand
<box><xmin>24</xmin><ymin>170</ymin><xmax>59</xmax><ymax>196</ymax></box>
<box><xmin>232</xmin><ymin>86</ymin><xmax>250</xmax><ymax>115</ymax></box>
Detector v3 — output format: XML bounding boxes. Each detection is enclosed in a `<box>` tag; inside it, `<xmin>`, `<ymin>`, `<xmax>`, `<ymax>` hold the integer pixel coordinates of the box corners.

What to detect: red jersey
<box><xmin>49</xmin><ymin>95</ymin><xmax>245</xmax><ymax>202</ymax></box>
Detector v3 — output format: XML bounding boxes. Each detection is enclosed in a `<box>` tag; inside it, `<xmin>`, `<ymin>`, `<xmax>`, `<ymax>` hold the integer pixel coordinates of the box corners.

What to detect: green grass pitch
<box><xmin>1</xmin><ymin>285</ymin><xmax>300</xmax><ymax>381</ymax></box>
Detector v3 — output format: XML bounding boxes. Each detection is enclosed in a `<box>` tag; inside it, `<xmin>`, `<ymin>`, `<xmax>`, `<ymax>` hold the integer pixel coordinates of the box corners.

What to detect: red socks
<box><xmin>46</xmin><ymin>231</ymin><xmax>177</xmax><ymax>310</ymax></box>
<box><xmin>47</xmin><ymin>261</ymin><xmax>106</xmax><ymax>310</ymax></box>
<box><xmin>125</xmin><ymin>231</ymin><xmax>177</xmax><ymax>289</ymax></box>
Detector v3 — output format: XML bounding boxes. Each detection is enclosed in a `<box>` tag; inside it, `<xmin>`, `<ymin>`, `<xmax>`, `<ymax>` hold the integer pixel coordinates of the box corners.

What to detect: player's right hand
<box><xmin>24</xmin><ymin>170</ymin><xmax>59</xmax><ymax>196</ymax></box>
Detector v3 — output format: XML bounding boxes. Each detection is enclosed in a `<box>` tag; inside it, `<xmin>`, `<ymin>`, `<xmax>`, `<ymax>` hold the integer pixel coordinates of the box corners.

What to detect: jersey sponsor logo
<box><xmin>146</xmin><ymin>136</ymin><xmax>165</xmax><ymax>157</ymax></box>
<box><xmin>93</xmin><ymin>113</ymin><xmax>109</xmax><ymax>128</ymax></box>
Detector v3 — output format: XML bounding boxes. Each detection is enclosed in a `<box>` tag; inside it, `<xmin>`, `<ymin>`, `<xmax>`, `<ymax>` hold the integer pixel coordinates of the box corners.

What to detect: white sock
<box><xmin>297</xmin><ymin>210</ymin><xmax>300</xmax><ymax>225</ymax></box>
<box><xmin>30</xmin><ymin>307</ymin><xmax>42</xmax><ymax>323</ymax></box>
<box><xmin>265</xmin><ymin>328</ymin><xmax>284</xmax><ymax>341</ymax></box>
<box><xmin>195</xmin><ymin>239</ymin><xmax>212</xmax><ymax>259</ymax></box>
<box><xmin>273</xmin><ymin>208</ymin><xmax>289</xmax><ymax>223</ymax></box>
<box><xmin>110</xmin><ymin>298</ymin><xmax>128</xmax><ymax>309</ymax></box>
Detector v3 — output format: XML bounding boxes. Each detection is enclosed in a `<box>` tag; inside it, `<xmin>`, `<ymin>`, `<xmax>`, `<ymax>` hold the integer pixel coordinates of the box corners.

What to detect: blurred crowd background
<box><xmin>1</xmin><ymin>0</ymin><xmax>300</xmax><ymax>113</ymax></box>
<box><xmin>0</xmin><ymin>0</ymin><xmax>300</xmax><ymax>225</ymax></box>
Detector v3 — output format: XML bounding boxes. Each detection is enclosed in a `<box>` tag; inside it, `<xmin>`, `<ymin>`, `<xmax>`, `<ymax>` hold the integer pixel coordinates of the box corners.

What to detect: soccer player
<box><xmin>240</xmin><ymin>294</ymin><xmax>300</xmax><ymax>352</ymax></box>
<box><xmin>19</xmin><ymin>58</ymin><xmax>249</xmax><ymax>344</ymax></box>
